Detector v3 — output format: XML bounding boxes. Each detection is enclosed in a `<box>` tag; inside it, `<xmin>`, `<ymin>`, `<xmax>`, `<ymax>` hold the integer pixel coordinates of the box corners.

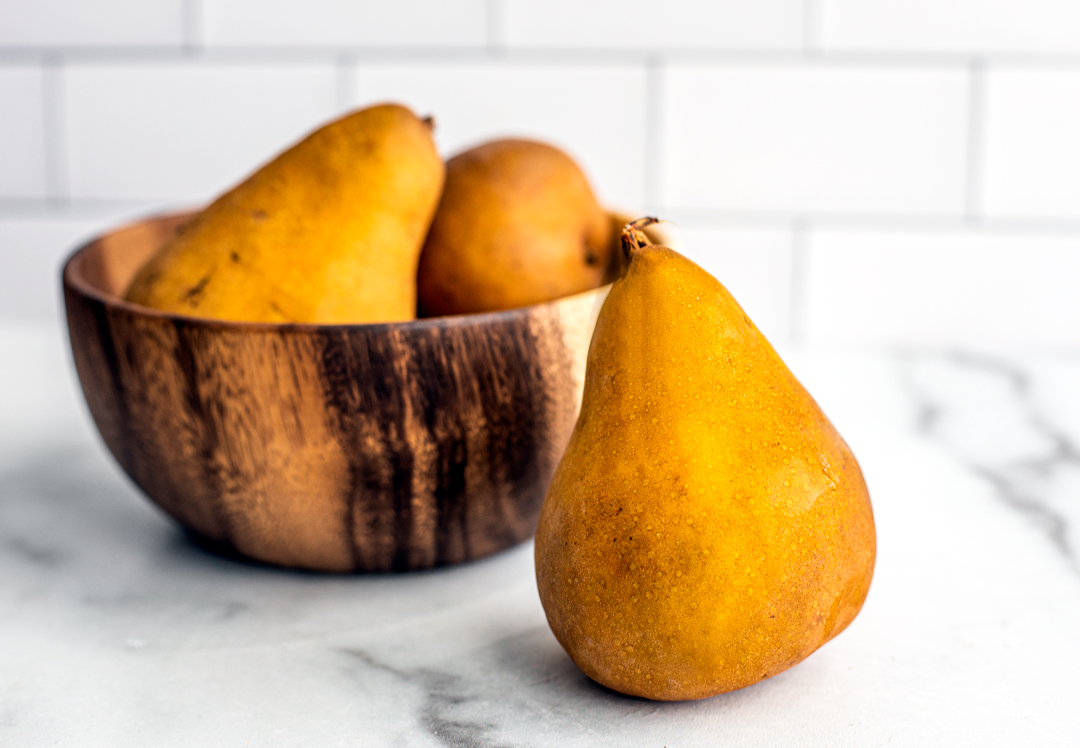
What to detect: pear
<box><xmin>535</xmin><ymin>219</ymin><xmax>876</xmax><ymax>701</ymax></box>
<box><xmin>416</xmin><ymin>138</ymin><xmax>612</xmax><ymax>317</ymax></box>
<box><xmin>125</xmin><ymin>103</ymin><xmax>444</xmax><ymax>324</ymax></box>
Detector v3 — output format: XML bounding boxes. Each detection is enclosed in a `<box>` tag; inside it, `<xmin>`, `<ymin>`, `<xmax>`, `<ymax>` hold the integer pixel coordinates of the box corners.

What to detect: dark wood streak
<box><xmin>316</xmin><ymin>316</ymin><xmax>559</xmax><ymax>572</ymax></box>
<box><xmin>435</xmin><ymin>436</ymin><xmax>468</xmax><ymax>564</ymax></box>
<box><xmin>320</xmin><ymin>328</ymin><xmax>418</xmax><ymax>572</ymax></box>
<box><xmin>62</xmin><ymin>212</ymin><xmax>603</xmax><ymax>572</ymax></box>
<box><xmin>171</xmin><ymin>320</ymin><xmax>232</xmax><ymax>546</ymax></box>
<box><xmin>473</xmin><ymin>320</ymin><xmax>545</xmax><ymax>552</ymax></box>
<box><xmin>87</xmin><ymin>298</ymin><xmax>131</xmax><ymax>466</ymax></box>
<box><xmin>88</xmin><ymin>301</ymin><xmax>127</xmax><ymax>412</ymax></box>
<box><xmin>410</xmin><ymin>327</ymin><xmax>473</xmax><ymax>566</ymax></box>
<box><xmin>423</xmin><ymin>319</ymin><xmax>548</xmax><ymax>565</ymax></box>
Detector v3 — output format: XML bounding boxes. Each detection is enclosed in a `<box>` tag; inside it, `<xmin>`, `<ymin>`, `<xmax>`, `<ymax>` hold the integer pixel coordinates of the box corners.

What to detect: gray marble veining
<box><xmin>2</xmin><ymin>326</ymin><xmax>1079</xmax><ymax>746</ymax></box>
<box><xmin>902</xmin><ymin>350</ymin><xmax>1080</xmax><ymax>572</ymax></box>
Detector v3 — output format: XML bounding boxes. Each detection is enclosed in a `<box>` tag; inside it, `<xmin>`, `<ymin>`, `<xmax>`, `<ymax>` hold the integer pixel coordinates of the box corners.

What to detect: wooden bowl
<box><xmin>63</xmin><ymin>212</ymin><xmax>666</xmax><ymax>572</ymax></box>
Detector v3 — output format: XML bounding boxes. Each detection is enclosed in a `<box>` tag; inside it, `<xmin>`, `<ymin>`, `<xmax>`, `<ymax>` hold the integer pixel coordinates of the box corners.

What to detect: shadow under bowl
<box><xmin>62</xmin><ymin>212</ymin><xmax>605</xmax><ymax>572</ymax></box>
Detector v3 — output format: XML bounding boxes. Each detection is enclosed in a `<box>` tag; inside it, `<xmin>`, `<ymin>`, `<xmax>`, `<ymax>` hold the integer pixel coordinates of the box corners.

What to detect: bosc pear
<box><xmin>125</xmin><ymin>103</ymin><xmax>444</xmax><ymax>324</ymax></box>
<box><xmin>535</xmin><ymin>219</ymin><xmax>876</xmax><ymax>701</ymax></box>
<box><xmin>416</xmin><ymin>139</ymin><xmax>612</xmax><ymax>316</ymax></box>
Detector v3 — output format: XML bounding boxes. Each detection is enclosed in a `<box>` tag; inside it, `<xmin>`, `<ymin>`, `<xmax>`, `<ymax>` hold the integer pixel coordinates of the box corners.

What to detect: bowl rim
<box><xmin>62</xmin><ymin>209</ymin><xmax>611</xmax><ymax>335</ymax></box>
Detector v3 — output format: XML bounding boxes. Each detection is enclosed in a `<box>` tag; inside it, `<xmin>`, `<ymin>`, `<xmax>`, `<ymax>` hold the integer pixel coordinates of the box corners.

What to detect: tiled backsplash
<box><xmin>2</xmin><ymin>0</ymin><xmax>1079</xmax><ymax>350</ymax></box>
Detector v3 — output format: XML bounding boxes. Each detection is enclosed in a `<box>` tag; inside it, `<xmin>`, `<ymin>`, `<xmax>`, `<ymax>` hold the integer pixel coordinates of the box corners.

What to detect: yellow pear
<box><xmin>125</xmin><ymin>103</ymin><xmax>444</xmax><ymax>324</ymax></box>
<box><xmin>535</xmin><ymin>219</ymin><xmax>876</xmax><ymax>701</ymax></box>
<box><xmin>416</xmin><ymin>138</ymin><xmax>612</xmax><ymax>316</ymax></box>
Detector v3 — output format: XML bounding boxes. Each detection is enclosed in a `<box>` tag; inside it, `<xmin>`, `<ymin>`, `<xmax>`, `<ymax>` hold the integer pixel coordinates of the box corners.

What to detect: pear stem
<box><xmin>621</xmin><ymin>216</ymin><xmax>660</xmax><ymax>261</ymax></box>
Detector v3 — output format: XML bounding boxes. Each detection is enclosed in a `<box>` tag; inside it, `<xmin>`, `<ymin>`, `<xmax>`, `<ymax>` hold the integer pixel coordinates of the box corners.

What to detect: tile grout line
<box><xmin>643</xmin><ymin>55</ymin><xmax>664</xmax><ymax>214</ymax></box>
<box><xmin>486</xmin><ymin>0</ymin><xmax>508</xmax><ymax>56</ymax></box>
<box><xmin>182</xmin><ymin>0</ymin><xmax>203</xmax><ymax>56</ymax></box>
<box><xmin>5</xmin><ymin>197</ymin><xmax>1080</xmax><ymax>235</ymax></box>
<box><xmin>965</xmin><ymin>58</ymin><xmax>988</xmax><ymax>224</ymax></box>
<box><xmin>41</xmin><ymin>54</ymin><xmax>69</xmax><ymax>209</ymax></box>
<box><xmin>788</xmin><ymin>219</ymin><xmax>810</xmax><ymax>347</ymax></box>
<box><xmin>802</xmin><ymin>0</ymin><xmax>821</xmax><ymax>53</ymax></box>
<box><xmin>659</xmin><ymin>208</ymin><xmax>1080</xmax><ymax>234</ymax></box>
<box><xmin>336</xmin><ymin>53</ymin><xmax>356</xmax><ymax>112</ymax></box>
<box><xmin>7</xmin><ymin>45</ymin><xmax>1080</xmax><ymax>68</ymax></box>
<box><xmin>0</xmin><ymin>197</ymin><xmax>167</xmax><ymax>218</ymax></box>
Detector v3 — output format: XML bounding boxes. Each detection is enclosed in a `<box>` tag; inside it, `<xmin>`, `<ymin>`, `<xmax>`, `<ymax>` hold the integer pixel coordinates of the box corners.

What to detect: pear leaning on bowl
<box><xmin>125</xmin><ymin>103</ymin><xmax>444</xmax><ymax>324</ymax></box>
<box><xmin>535</xmin><ymin>219</ymin><xmax>876</xmax><ymax>701</ymax></box>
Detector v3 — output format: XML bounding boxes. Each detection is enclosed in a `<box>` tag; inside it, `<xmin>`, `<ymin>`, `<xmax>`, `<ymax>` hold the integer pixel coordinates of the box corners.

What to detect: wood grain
<box><xmin>63</xmin><ymin>212</ymin><xmax>610</xmax><ymax>571</ymax></box>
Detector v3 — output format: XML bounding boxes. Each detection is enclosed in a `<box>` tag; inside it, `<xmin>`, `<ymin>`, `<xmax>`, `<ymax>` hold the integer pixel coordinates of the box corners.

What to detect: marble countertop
<box><xmin>2</xmin><ymin>322</ymin><xmax>1078</xmax><ymax>746</ymax></box>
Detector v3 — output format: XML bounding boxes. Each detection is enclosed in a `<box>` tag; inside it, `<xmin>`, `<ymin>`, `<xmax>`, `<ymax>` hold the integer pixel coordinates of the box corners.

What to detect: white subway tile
<box><xmin>983</xmin><ymin>68</ymin><xmax>1080</xmax><ymax>220</ymax></box>
<box><xmin>676</xmin><ymin>225</ymin><xmax>794</xmax><ymax>344</ymax></box>
<box><xmin>804</xmin><ymin>227</ymin><xmax>1080</xmax><ymax>349</ymax></box>
<box><xmin>661</xmin><ymin>65</ymin><xmax>969</xmax><ymax>216</ymax></box>
<box><xmin>0</xmin><ymin>67</ymin><xmax>48</xmax><ymax>198</ymax></box>
<box><xmin>65</xmin><ymin>63</ymin><xmax>339</xmax><ymax>202</ymax></box>
<box><xmin>202</xmin><ymin>0</ymin><xmax>486</xmax><ymax>47</ymax></box>
<box><xmin>0</xmin><ymin>209</ymin><xmax>143</xmax><ymax>322</ymax></box>
<box><xmin>817</xmin><ymin>0</ymin><xmax>1080</xmax><ymax>54</ymax></box>
<box><xmin>505</xmin><ymin>0</ymin><xmax>802</xmax><ymax>50</ymax></box>
<box><xmin>0</xmin><ymin>0</ymin><xmax>183</xmax><ymax>47</ymax></box>
<box><xmin>352</xmin><ymin>61</ymin><xmax>648</xmax><ymax>210</ymax></box>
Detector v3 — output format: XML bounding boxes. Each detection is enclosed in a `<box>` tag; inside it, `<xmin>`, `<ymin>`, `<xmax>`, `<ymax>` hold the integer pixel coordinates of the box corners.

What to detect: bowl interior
<box><xmin>67</xmin><ymin>209</ymin><xmax>673</xmax><ymax>317</ymax></box>
<box><xmin>67</xmin><ymin>212</ymin><xmax>196</xmax><ymax>300</ymax></box>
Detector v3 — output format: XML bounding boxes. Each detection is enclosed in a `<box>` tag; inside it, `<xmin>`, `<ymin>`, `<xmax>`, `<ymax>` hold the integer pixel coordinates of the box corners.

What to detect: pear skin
<box><xmin>125</xmin><ymin>103</ymin><xmax>444</xmax><ymax>324</ymax></box>
<box><xmin>416</xmin><ymin>139</ymin><xmax>612</xmax><ymax>316</ymax></box>
<box><xmin>535</xmin><ymin>220</ymin><xmax>876</xmax><ymax>701</ymax></box>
